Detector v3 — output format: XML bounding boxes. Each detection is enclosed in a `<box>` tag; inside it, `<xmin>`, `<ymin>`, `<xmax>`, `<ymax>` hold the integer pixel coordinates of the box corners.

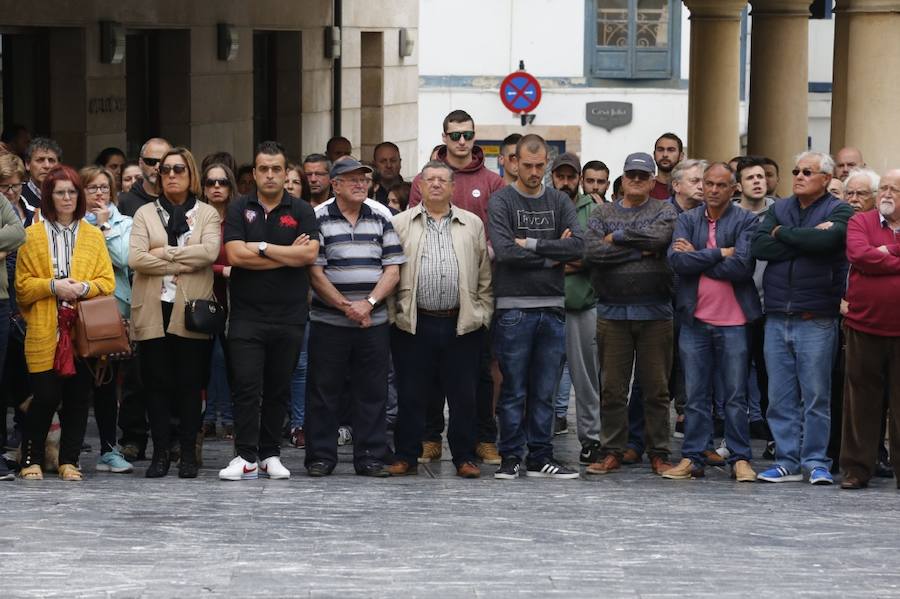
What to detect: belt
<box><xmin>418</xmin><ymin>308</ymin><xmax>459</xmax><ymax>318</ymax></box>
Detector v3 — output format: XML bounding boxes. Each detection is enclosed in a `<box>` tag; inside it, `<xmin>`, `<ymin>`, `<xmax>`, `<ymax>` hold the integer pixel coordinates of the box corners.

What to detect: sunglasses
<box><xmin>140</xmin><ymin>156</ymin><xmax>160</xmax><ymax>167</ymax></box>
<box><xmin>624</xmin><ymin>170</ymin><xmax>652</xmax><ymax>181</ymax></box>
<box><xmin>447</xmin><ymin>130</ymin><xmax>475</xmax><ymax>142</ymax></box>
<box><xmin>205</xmin><ymin>178</ymin><xmax>230</xmax><ymax>187</ymax></box>
<box><xmin>160</xmin><ymin>164</ymin><xmax>188</xmax><ymax>175</ymax></box>
<box><xmin>792</xmin><ymin>168</ymin><xmax>823</xmax><ymax>177</ymax></box>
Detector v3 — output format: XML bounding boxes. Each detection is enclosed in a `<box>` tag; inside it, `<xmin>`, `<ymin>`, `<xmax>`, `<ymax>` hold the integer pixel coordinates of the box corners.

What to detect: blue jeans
<box><xmin>493</xmin><ymin>308</ymin><xmax>566</xmax><ymax>462</ymax></box>
<box><xmin>679</xmin><ymin>320</ymin><xmax>751</xmax><ymax>465</ymax></box>
<box><xmin>205</xmin><ymin>334</ymin><xmax>232</xmax><ymax>425</ymax></box>
<box><xmin>764</xmin><ymin>314</ymin><xmax>837</xmax><ymax>473</ymax></box>
<box><xmin>555</xmin><ymin>362</ymin><xmax>572</xmax><ymax>418</ymax></box>
<box><xmin>289</xmin><ymin>324</ymin><xmax>311</xmax><ymax>428</ymax></box>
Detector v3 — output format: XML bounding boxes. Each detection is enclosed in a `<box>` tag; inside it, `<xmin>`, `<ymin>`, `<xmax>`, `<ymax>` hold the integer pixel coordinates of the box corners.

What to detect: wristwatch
<box><xmin>366</xmin><ymin>296</ymin><xmax>378</xmax><ymax>308</ymax></box>
<box><xmin>258</xmin><ymin>241</ymin><xmax>268</xmax><ymax>257</ymax></box>
<box><xmin>99</xmin><ymin>222</ymin><xmax>112</xmax><ymax>232</ymax></box>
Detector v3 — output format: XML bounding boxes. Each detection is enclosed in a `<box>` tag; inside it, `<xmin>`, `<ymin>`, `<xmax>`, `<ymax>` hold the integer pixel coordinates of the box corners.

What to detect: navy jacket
<box><xmin>751</xmin><ymin>193</ymin><xmax>852</xmax><ymax>317</ymax></box>
<box><xmin>668</xmin><ymin>203</ymin><xmax>762</xmax><ymax>326</ymax></box>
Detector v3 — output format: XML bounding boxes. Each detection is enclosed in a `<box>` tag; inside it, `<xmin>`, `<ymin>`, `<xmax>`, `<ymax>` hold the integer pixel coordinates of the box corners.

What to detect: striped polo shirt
<box><xmin>311</xmin><ymin>199</ymin><xmax>406</xmax><ymax>327</ymax></box>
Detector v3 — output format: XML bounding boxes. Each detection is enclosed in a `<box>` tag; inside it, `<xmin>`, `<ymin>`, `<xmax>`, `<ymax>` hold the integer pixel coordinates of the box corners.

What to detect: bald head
<box><xmin>835</xmin><ymin>147</ymin><xmax>864</xmax><ymax>181</ymax></box>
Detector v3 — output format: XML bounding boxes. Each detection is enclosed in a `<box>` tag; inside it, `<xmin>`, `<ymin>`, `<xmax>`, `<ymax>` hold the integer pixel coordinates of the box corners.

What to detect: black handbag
<box><xmin>184</xmin><ymin>298</ymin><xmax>226</xmax><ymax>334</ymax></box>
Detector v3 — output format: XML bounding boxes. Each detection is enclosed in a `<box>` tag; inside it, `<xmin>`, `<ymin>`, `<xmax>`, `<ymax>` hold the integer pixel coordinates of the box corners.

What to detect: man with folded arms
<box><xmin>840</xmin><ymin>170</ymin><xmax>900</xmax><ymax>490</ymax></box>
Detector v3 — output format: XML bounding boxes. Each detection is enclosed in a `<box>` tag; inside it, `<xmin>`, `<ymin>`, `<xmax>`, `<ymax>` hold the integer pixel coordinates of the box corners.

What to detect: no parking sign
<box><xmin>500</xmin><ymin>71</ymin><xmax>542</xmax><ymax>115</ymax></box>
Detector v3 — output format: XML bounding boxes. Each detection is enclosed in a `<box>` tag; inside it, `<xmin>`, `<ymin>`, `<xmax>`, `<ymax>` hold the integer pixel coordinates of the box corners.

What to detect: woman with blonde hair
<box><xmin>129</xmin><ymin>147</ymin><xmax>220</xmax><ymax>478</ymax></box>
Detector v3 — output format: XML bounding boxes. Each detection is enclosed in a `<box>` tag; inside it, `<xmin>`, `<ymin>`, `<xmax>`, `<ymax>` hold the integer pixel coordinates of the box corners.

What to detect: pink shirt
<box><xmin>694</xmin><ymin>216</ymin><xmax>746</xmax><ymax>326</ymax></box>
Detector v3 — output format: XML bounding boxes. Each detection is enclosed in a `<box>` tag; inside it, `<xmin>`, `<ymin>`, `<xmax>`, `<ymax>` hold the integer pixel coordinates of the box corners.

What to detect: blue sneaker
<box><xmin>809</xmin><ymin>466</ymin><xmax>834</xmax><ymax>486</ymax></box>
<box><xmin>96</xmin><ymin>449</ymin><xmax>134</xmax><ymax>473</ymax></box>
<box><xmin>757</xmin><ymin>464</ymin><xmax>802</xmax><ymax>483</ymax></box>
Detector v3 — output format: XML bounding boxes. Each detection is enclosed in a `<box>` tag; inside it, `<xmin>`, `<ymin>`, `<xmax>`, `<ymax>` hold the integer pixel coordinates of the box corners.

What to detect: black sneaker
<box><xmin>0</xmin><ymin>459</ymin><xmax>14</xmax><ymax>481</ymax></box>
<box><xmin>762</xmin><ymin>441</ymin><xmax>776</xmax><ymax>461</ymax></box>
<box><xmin>356</xmin><ymin>462</ymin><xmax>390</xmax><ymax>478</ymax></box>
<box><xmin>525</xmin><ymin>458</ymin><xmax>580</xmax><ymax>479</ymax></box>
<box><xmin>494</xmin><ymin>457</ymin><xmax>521</xmax><ymax>480</ymax></box>
<box><xmin>553</xmin><ymin>416</ymin><xmax>569</xmax><ymax>435</ymax></box>
<box><xmin>579</xmin><ymin>442</ymin><xmax>602</xmax><ymax>464</ymax></box>
<box><xmin>307</xmin><ymin>461</ymin><xmax>334</xmax><ymax>477</ymax></box>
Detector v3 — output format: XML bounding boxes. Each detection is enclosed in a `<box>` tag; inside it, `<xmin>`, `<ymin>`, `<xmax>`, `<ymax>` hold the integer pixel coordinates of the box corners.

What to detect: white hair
<box><xmin>843</xmin><ymin>168</ymin><xmax>880</xmax><ymax>193</ymax></box>
<box><xmin>671</xmin><ymin>159</ymin><xmax>708</xmax><ymax>183</ymax></box>
<box><xmin>794</xmin><ymin>151</ymin><xmax>836</xmax><ymax>175</ymax></box>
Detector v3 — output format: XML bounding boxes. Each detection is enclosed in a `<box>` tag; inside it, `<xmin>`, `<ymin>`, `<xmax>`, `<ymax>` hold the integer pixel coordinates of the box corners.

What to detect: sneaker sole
<box><xmin>758</xmin><ymin>474</ymin><xmax>802</xmax><ymax>483</ymax></box>
<box><xmin>96</xmin><ymin>465</ymin><xmax>134</xmax><ymax>474</ymax></box>
<box><xmin>494</xmin><ymin>472</ymin><xmax>519</xmax><ymax>480</ymax></box>
<box><xmin>259</xmin><ymin>472</ymin><xmax>290</xmax><ymax>480</ymax></box>
<box><xmin>219</xmin><ymin>472</ymin><xmax>258</xmax><ymax>481</ymax></box>
<box><xmin>810</xmin><ymin>478</ymin><xmax>834</xmax><ymax>486</ymax></box>
<box><xmin>525</xmin><ymin>471</ymin><xmax>579</xmax><ymax>479</ymax></box>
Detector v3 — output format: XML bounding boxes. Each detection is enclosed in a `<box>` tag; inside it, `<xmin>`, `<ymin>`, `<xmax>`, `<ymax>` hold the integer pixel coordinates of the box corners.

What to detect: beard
<box><xmin>879</xmin><ymin>199</ymin><xmax>896</xmax><ymax>218</ymax></box>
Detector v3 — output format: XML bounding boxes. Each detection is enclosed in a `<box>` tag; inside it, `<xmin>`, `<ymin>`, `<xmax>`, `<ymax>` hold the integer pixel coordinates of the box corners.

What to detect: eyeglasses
<box><xmin>844</xmin><ymin>190</ymin><xmax>872</xmax><ymax>198</ymax></box>
<box><xmin>336</xmin><ymin>176</ymin><xmax>368</xmax><ymax>187</ymax></box>
<box><xmin>446</xmin><ymin>130</ymin><xmax>475</xmax><ymax>142</ymax></box>
<box><xmin>52</xmin><ymin>189</ymin><xmax>78</xmax><ymax>198</ymax></box>
<box><xmin>792</xmin><ymin>168</ymin><xmax>824</xmax><ymax>178</ymax></box>
<box><xmin>204</xmin><ymin>178</ymin><xmax>230</xmax><ymax>188</ymax></box>
<box><xmin>624</xmin><ymin>170</ymin><xmax>652</xmax><ymax>181</ymax></box>
<box><xmin>85</xmin><ymin>184</ymin><xmax>111</xmax><ymax>194</ymax></box>
<box><xmin>0</xmin><ymin>183</ymin><xmax>23</xmax><ymax>194</ymax></box>
<box><xmin>140</xmin><ymin>156</ymin><xmax>160</xmax><ymax>167</ymax></box>
<box><xmin>160</xmin><ymin>164</ymin><xmax>188</xmax><ymax>175</ymax></box>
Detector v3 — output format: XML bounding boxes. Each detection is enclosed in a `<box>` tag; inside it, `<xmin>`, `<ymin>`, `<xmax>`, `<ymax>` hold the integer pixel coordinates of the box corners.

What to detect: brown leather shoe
<box><xmin>732</xmin><ymin>459</ymin><xmax>757</xmax><ymax>482</ymax></box>
<box><xmin>661</xmin><ymin>458</ymin><xmax>703</xmax><ymax>480</ymax></box>
<box><xmin>387</xmin><ymin>460</ymin><xmax>417</xmax><ymax>476</ymax></box>
<box><xmin>585</xmin><ymin>454</ymin><xmax>621</xmax><ymax>475</ymax></box>
<box><xmin>702</xmin><ymin>449</ymin><xmax>726</xmax><ymax>466</ymax></box>
<box><xmin>475</xmin><ymin>442</ymin><xmax>501</xmax><ymax>465</ymax></box>
<box><xmin>650</xmin><ymin>455</ymin><xmax>673</xmax><ymax>474</ymax></box>
<box><xmin>622</xmin><ymin>448</ymin><xmax>642</xmax><ymax>465</ymax></box>
<box><xmin>456</xmin><ymin>461</ymin><xmax>481</xmax><ymax>479</ymax></box>
<box><xmin>840</xmin><ymin>476</ymin><xmax>868</xmax><ymax>490</ymax></box>
<box><xmin>418</xmin><ymin>441</ymin><xmax>442</xmax><ymax>464</ymax></box>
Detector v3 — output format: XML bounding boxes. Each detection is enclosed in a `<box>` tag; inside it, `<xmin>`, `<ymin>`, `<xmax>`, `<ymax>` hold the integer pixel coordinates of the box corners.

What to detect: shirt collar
<box><xmin>27</xmin><ymin>180</ymin><xmax>41</xmax><ymax>199</ymax></box>
<box><xmin>249</xmin><ymin>190</ymin><xmax>292</xmax><ymax>210</ymax></box>
<box><xmin>328</xmin><ymin>198</ymin><xmax>373</xmax><ymax>221</ymax></box>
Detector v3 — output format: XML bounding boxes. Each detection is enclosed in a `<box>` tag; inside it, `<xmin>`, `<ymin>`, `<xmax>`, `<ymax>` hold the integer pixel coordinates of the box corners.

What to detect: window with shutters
<box><xmin>588</xmin><ymin>0</ymin><xmax>681</xmax><ymax>80</ymax></box>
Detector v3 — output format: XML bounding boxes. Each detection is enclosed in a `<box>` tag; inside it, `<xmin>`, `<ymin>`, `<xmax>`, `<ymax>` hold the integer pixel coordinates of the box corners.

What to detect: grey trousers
<box><xmin>566</xmin><ymin>308</ymin><xmax>601</xmax><ymax>444</ymax></box>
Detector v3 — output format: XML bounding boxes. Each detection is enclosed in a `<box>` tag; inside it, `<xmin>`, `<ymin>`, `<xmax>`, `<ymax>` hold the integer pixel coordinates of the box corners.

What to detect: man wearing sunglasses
<box><xmin>751</xmin><ymin>151</ymin><xmax>854</xmax><ymax>485</ymax></box>
<box><xmin>408</xmin><ymin>109</ymin><xmax>506</xmax><ymax>466</ymax></box>
<box><xmin>582</xmin><ymin>152</ymin><xmax>678</xmax><ymax>477</ymax></box>
<box><xmin>119</xmin><ymin>137</ymin><xmax>171</xmax><ymax>218</ymax></box>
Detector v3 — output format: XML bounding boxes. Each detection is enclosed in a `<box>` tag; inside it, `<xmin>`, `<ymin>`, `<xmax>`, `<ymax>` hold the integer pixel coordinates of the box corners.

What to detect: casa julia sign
<box><xmin>586</xmin><ymin>101</ymin><xmax>633</xmax><ymax>131</ymax></box>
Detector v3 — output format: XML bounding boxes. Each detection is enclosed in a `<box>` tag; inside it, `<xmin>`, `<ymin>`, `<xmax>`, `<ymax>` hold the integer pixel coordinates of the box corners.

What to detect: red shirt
<box><xmin>651</xmin><ymin>179</ymin><xmax>670</xmax><ymax>200</ymax></box>
<box><xmin>845</xmin><ymin>210</ymin><xmax>900</xmax><ymax>337</ymax></box>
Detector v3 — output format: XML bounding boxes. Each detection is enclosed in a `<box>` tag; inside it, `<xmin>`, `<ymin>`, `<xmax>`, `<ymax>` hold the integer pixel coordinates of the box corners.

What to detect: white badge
<box><xmin>472</xmin><ymin>189</ymin><xmax>481</xmax><ymax>198</ymax></box>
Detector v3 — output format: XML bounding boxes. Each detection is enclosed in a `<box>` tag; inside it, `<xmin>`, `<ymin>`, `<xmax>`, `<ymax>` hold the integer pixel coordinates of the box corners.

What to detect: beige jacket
<box><xmin>389</xmin><ymin>204</ymin><xmax>492</xmax><ymax>336</ymax></box>
<box><xmin>128</xmin><ymin>199</ymin><xmax>221</xmax><ymax>341</ymax></box>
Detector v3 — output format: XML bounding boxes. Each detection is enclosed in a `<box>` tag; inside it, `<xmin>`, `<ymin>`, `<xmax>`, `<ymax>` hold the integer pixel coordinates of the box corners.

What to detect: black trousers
<box><xmin>305</xmin><ymin>321</ymin><xmax>390</xmax><ymax>470</ymax></box>
<box><xmin>424</xmin><ymin>329</ymin><xmax>498</xmax><ymax>443</ymax></box>
<box><xmin>92</xmin><ymin>363</ymin><xmax>120</xmax><ymax>454</ymax></box>
<box><xmin>23</xmin><ymin>364</ymin><xmax>92</xmax><ymax>468</ymax></box>
<box><xmin>748</xmin><ymin>316</ymin><xmax>770</xmax><ymax>428</ymax></box>
<box><xmin>117</xmin><ymin>349</ymin><xmax>150</xmax><ymax>450</ymax></box>
<box><xmin>227</xmin><ymin>319</ymin><xmax>305</xmax><ymax>463</ymax></box>
<box><xmin>138</xmin><ymin>303</ymin><xmax>211</xmax><ymax>459</ymax></box>
<box><xmin>392</xmin><ymin>319</ymin><xmax>482</xmax><ymax>466</ymax></box>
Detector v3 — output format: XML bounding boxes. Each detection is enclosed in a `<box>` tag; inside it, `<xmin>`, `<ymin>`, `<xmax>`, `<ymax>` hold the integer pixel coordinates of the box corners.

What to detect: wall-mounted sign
<box><xmin>500</xmin><ymin>71</ymin><xmax>542</xmax><ymax>114</ymax></box>
<box><xmin>88</xmin><ymin>96</ymin><xmax>127</xmax><ymax>114</ymax></box>
<box><xmin>586</xmin><ymin>101</ymin><xmax>632</xmax><ymax>131</ymax></box>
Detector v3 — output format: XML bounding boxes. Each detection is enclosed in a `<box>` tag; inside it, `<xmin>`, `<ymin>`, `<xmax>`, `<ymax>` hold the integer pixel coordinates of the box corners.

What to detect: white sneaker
<box><xmin>219</xmin><ymin>456</ymin><xmax>258</xmax><ymax>481</ymax></box>
<box><xmin>259</xmin><ymin>456</ymin><xmax>290</xmax><ymax>479</ymax></box>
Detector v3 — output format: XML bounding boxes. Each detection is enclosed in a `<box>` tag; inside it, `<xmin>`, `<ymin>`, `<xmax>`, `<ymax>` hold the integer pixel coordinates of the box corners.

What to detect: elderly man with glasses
<box><xmin>751</xmin><ymin>151</ymin><xmax>854</xmax><ymax>485</ymax></box>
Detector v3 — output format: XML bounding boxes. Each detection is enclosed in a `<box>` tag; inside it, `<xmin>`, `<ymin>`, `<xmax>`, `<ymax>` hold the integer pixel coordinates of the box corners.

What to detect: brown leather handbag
<box><xmin>73</xmin><ymin>295</ymin><xmax>132</xmax><ymax>360</ymax></box>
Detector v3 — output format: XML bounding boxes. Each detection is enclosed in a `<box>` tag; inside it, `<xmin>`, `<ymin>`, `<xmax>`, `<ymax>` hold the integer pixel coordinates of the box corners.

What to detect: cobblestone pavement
<box><xmin>2</xmin><ymin>415</ymin><xmax>900</xmax><ymax>598</ymax></box>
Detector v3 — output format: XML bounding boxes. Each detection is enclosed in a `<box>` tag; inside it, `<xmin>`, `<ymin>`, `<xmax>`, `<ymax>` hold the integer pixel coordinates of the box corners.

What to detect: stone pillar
<box><xmin>829</xmin><ymin>0</ymin><xmax>851</xmax><ymax>153</ymax></box>
<box><xmin>683</xmin><ymin>0</ymin><xmax>747</xmax><ymax>162</ymax></box>
<box><xmin>841</xmin><ymin>0</ymin><xmax>900</xmax><ymax>172</ymax></box>
<box><xmin>747</xmin><ymin>0</ymin><xmax>809</xmax><ymax>197</ymax></box>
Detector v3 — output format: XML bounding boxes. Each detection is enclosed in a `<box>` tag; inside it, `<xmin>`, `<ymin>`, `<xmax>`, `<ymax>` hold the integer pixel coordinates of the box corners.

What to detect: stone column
<box><xmin>841</xmin><ymin>0</ymin><xmax>900</xmax><ymax>172</ymax></box>
<box><xmin>683</xmin><ymin>0</ymin><xmax>747</xmax><ymax>162</ymax></box>
<box><xmin>829</xmin><ymin>0</ymin><xmax>851</xmax><ymax>153</ymax></box>
<box><xmin>747</xmin><ymin>0</ymin><xmax>809</xmax><ymax>197</ymax></box>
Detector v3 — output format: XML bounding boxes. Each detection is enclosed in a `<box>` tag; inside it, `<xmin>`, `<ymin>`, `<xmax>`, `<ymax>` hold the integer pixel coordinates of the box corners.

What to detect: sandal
<box><xmin>20</xmin><ymin>464</ymin><xmax>43</xmax><ymax>480</ymax></box>
<box><xmin>58</xmin><ymin>464</ymin><xmax>83</xmax><ymax>481</ymax></box>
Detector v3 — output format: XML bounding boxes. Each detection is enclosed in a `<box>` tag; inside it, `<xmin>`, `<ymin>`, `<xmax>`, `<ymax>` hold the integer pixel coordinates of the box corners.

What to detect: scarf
<box><xmin>157</xmin><ymin>194</ymin><xmax>197</xmax><ymax>246</ymax></box>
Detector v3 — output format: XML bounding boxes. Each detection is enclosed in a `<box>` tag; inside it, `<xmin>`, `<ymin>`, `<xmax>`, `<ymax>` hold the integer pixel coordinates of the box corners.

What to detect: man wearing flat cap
<box><xmin>582</xmin><ymin>152</ymin><xmax>678</xmax><ymax>476</ymax></box>
<box><xmin>305</xmin><ymin>158</ymin><xmax>406</xmax><ymax>478</ymax></box>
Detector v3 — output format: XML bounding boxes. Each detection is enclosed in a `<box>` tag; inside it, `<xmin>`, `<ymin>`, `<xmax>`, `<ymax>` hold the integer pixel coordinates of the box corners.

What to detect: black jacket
<box><xmin>118</xmin><ymin>179</ymin><xmax>156</xmax><ymax>217</ymax></box>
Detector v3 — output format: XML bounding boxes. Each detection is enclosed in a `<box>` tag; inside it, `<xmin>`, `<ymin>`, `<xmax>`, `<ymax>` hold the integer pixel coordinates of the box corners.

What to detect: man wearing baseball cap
<box><xmin>550</xmin><ymin>153</ymin><xmax>602</xmax><ymax>463</ymax></box>
<box><xmin>582</xmin><ymin>152</ymin><xmax>678</xmax><ymax>476</ymax></box>
<box><xmin>305</xmin><ymin>158</ymin><xmax>406</xmax><ymax>477</ymax></box>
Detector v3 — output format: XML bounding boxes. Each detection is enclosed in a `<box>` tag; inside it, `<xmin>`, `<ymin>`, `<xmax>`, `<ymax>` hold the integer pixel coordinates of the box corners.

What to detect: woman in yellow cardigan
<box><xmin>15</xmin><ymin>165</ymin><xmax>115</xmax><ymax>481</ymax></box>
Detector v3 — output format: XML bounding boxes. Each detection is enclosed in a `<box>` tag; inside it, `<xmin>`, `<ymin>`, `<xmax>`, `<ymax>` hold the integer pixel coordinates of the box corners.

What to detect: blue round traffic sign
<box><xmin>500</xmin><ymin>71</ymin><xmax>542</xmax><ymax>114</ymax></box>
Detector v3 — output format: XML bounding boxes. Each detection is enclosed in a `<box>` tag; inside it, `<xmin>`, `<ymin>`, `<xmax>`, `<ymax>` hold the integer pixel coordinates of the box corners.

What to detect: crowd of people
<box><xmin>0</xmin><ymin>111</ymin><xmax>896</xmax><ymax>489</ymax></box>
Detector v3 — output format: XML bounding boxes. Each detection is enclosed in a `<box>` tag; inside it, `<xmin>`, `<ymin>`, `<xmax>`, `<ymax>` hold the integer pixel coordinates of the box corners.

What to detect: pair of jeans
<box><xmin>391</xmin><ymin>318</ymin><xmax>482</xmax><ymax>466</ymax></box>
<box><xmin>679</xmin><ymin>320</ymin><xmax>752</xmax><ymax>465</ymax></box>
<box><xmin>493</xmin><ymin>308</ymin><xmax>566</xmax><ymax>462</ymax></box>
<box><xmin>289</xmin><ymin>324</ymin><xmax>311</xmax><ymax>429</ymax></box>
<box><xmin>554</xmin><ymin>363</ymin><xmax>572</xmax><ymax>418</ymax></box>
<box><xmin>228</xmin><ymin>320</ymin><xmax>305</xmax><ymax>463</ymax></box>
<box><xmin>764</xmin><ymin>314</ymin><xmax>837</xmax><ymax>473</ymax></box>
<box><xmin>597</xmin><ymin>318</ymin><xmax>673</xmax><ymax>458</ymax></box>
<box><xmin>205</xmin><ymin>334</ymin><xmax>232</xmax><ymax>426</ymax></box>
<box><xmin>305</xmin><ymin>322</ymin><xmax>390</xmax><ymax>470</ymax></box>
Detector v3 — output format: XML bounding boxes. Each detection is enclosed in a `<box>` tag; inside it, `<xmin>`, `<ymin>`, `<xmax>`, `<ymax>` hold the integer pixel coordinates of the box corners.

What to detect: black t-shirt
<box><xmin>223</xmin><ymin>192</ymin><xmax>319</xmax><ymax>325</ymax></box>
